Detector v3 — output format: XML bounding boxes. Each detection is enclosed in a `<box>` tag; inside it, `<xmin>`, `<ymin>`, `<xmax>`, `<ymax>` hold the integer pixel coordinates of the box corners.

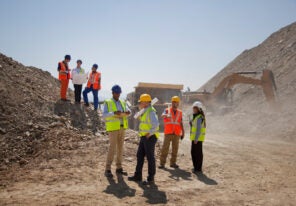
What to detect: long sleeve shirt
<box><xmin>143</xmin><ymin>106</ymin><xmax>159</xmax><ymax>135</ymax></box>
<box><xmin>194</xmin><ymin>117</ymin><xmax>202</xmax><ymax>141</ymax></box>
<box><xmin>103</xmin><ymin>98</ymin><xmax>131</xmax><ymax>124</ymax></box>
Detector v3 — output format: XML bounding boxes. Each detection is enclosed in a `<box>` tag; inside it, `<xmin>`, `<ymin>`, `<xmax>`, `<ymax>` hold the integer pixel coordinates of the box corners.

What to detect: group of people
<box><xmin>57</xmin><ymin>54</ymin><xmax>206</xmax><ymax>185</ymax></box>
<box><xmin>57</xmin><ymin>54</ymin><xmax>101</xmax><ymax>110</ymax></box>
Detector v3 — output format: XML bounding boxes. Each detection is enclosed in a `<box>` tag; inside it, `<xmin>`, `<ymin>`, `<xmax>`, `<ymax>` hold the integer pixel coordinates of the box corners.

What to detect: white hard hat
<box><xmin>192</xmin><ymin>101</ymin><xmax>203</xmax><ymax>109</ymax></box>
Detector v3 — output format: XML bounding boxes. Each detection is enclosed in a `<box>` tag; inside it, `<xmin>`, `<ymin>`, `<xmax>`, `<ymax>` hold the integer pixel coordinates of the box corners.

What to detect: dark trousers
<box><xmin>191</xmin><ymin>141</ymin><xmax>203</xmax><ymax>171</ymax></box>
<box><xmin>83</xmin><ymin>85</ymin><xmax>99</xmax><ymax>109</ymax></box>
<box><xmin>74</xmin><ymin>84</ymin><xmax>82</xmax><ymax>103</ymax></box>
<box><xmin>135</xmin><ymin>135</ymin><xmax>157</xmax><ymax>180</ymax></box>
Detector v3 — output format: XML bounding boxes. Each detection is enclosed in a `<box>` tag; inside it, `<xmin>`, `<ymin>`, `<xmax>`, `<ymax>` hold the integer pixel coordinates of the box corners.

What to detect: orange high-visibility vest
<box><xmin>58</xmin><ymin>62</ymin><xmax>70</xmax><ymax>80</ymax></box>
<box><xmin>163</xmin><ymin>107</ymin><xmax>183</xmax><ymax>136</ymax></box>
<box><xmin>87</xmin><ymin>72</ymin><xmax>101</xmax><ymax>90</ymax></box>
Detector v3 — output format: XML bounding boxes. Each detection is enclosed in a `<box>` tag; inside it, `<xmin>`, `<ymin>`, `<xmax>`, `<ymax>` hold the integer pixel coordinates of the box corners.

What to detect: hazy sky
<box><xmin>0</xmin><ymin>0</ymin><xmax>295</xmax><ymax>97</ymax></box>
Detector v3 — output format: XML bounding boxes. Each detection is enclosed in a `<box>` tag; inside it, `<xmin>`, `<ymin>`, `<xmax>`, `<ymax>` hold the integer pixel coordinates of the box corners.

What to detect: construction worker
<box><xmin>71</xmin><ymin>59</ymin><xmax>85</xmax><ymax>103</ymax></box>
<box><xmin>83</xmin><ymin>64</ymin><xmax>101</xmax><ymax>110</ymax></box>
<box><xmin>190</xmin><ymin>101</ymin><xmax>206</xmax><ymax>173</ymax></box>
<box><xmin>57</xmin><ymin>55</ymin><xmax>71</xmax><ymax>101</ymax></box>
<box><xmin>103</xmin><ymin>85</ymin><xmax>131</xmax><ymax>178</ymax></box>
<box><xmin>159</xmin><ymin>96</ymin><xmax>184</xmax><ymax>169</ymax></box>
<box><xmin>128</xmin><ymin>94</ymin><xmax>159</xmax><ymax>185</ymax></box>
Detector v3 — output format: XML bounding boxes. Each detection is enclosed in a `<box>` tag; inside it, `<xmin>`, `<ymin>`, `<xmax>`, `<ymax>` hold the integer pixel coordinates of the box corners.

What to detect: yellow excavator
<box><xmin>183</xmin><ymin>69</ymin><xmax>277</xmax><ymax>110</ymax></box>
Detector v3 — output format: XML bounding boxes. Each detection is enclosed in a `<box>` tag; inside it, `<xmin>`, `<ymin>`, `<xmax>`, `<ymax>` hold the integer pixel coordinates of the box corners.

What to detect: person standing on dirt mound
<box><xmin>57</xmin><ymin>54</ymin><xmax>71</xmax><ymax>101</ymax></box>
<box><xmin>71</xmin><ymin>59</ymin><xmax>85</xmax><ymax>104</ymax></box>
<box><xmin>103</xmin><ymin>85</ymin><xmax>131</xmax><ymax>178</ymax></box>
<box><xmin>159</xmin><ymin>96</ymin><xmax>185</xmax><ymax>169</ymax></box>
<box><xmin>83</xmin><ymin>64</ymin><xmax>101</xmax><ymax>111</ymax></box>
<box><xmin>190</xmin><ymin>101</ymin><xmax>206</xmax><ymax>173</ymax></box>
<box><xmin>128</xmin><ymin>94</ymin><xmax>159</xmax><ymax>185</ymax></box>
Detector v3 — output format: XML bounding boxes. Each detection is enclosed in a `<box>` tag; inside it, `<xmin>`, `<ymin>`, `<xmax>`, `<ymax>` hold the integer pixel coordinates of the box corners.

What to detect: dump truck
<box><xmin>127</xmin><ymin>82</ymin><xmax>184</xmax><ymax>131</ymax></box>
<box><xmin>182</xmin><ymin>69</ymin><xmax>277</xmax><ymax>111</ymax></box>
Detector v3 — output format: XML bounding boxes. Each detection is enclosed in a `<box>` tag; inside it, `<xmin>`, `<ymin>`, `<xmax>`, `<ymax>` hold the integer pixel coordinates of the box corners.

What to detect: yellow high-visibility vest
<box><xmin>105</xmin><ymin>99</ymin><xmax>128</xmax><ymax>132</ymax></box>
<box><xmin>190</xmin><ymin>114</ymin><xmax>206</xmax><ymax>141</ymax></box>
<box><xmin>139</xmin><ymin>106</ymin><xmax>159</xmax><ymax>138</ymax></box>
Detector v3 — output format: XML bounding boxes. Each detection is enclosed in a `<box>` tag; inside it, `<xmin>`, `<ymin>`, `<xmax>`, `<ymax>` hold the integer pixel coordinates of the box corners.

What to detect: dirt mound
<box><xmin>197</xmin><ymin>22</ymin><xmax>296</xmax><ymax>140</ymax></box>
<box><xmin>0</xmin><ymin>53</ymin><xmax>113</xmax><ymax>169</ymax></box>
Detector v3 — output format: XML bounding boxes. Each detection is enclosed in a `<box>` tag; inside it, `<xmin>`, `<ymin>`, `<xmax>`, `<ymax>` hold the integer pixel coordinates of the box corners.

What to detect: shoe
<box><xmin>84</xmin><ymin>103</ymin><xmax>89</xmax><ymax>107</ymax></box>
<box><xmin>170</xmin><ymin>164</ymin><xmax>179</xmax><ymax>168</ymax></box>
<box><xmin>192</xmin><ymin>169</ymin><xmax>202</xmax><ymax>174</ymax></box>
<box><xmin>61</xmin><ymin>98</ymin><xmax>70</xmax><ymax>102</ymax></box>
<box><xmin>143</xmin><ymin>177</ymin><xmax>154</xmax><ymax>185</ymax></box>
<box><xmin>128</xmin><ymin>175</ymin><xmax>142</xmax><ymax>182</ymax></box>
<box><xmin>105</xmin><ymin>170</ymin><xmax>113</xmax><ymax>178</ymax></box>
<box><xmin>158</xmin><ymin>165</ymin><xmax>165</xmax><ymax>169</ymax></box>
<box><xmin>116</xmin><ymin>168</ymin><xmax>128</xmax><ymax>176</ymax></box>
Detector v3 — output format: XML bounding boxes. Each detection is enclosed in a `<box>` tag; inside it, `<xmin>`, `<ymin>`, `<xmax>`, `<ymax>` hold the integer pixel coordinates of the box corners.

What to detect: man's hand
<box><xmin>194</xmin><ymin>140</ymin><xmax>198</xmax><ymax>144</ymax></box>
<box><xmin>145</xmin><ymin>133</ymin><xmax>150</xmax><ymax>139</ymax></box>
<box><xmin>114</xmin><ymin>111</ymin><xmax>122</xmax><ymax>116</ymax></box>
<box><xmin>180</xmin><ymin>135</ymin><xmax>184</xmax><ymax>140</ymax></box>
<box><xmin>125</xmin><ymin>111</ymin><xmax>131</xmax><ymax>115</ymax></box>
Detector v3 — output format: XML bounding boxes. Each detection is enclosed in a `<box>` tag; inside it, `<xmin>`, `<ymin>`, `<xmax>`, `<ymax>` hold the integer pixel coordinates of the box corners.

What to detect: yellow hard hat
<box><xmin>138</xmin><ymin>94</ymin><xmax>152</xmax><ymax>102</ymax></box>
<box><xmin>171</xmin><ymin>96</ymin><xmax>180</xmax><ymax>103</ymax></box>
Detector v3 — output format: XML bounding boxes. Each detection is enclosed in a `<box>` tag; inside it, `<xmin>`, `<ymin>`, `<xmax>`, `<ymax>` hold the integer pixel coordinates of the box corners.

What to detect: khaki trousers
<box><xmin>160</xmin><ymin>134</ymin><xmax>180</xmax><ymax>166</ymax></box>
<box><xmin>105</xmin><ymin>128</ymin><xmax>125</xmax><ymax>170</ymax></box>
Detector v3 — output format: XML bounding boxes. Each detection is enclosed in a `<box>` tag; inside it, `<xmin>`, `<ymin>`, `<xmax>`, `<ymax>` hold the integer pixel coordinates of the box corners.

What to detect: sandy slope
<box><xmin>1</xmin><ymin>132</ymin><xmax>295</xmax><ymax>206</ymax></box>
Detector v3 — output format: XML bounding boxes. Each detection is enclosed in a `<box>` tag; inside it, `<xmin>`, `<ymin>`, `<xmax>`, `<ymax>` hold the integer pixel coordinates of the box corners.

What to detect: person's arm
<box><xmin>161</xmin><ymin>109</ymin><xmax>168</xmax><ymax>118</ymax></box>
<box><xmin>57</xmin><ymin>63</ymin><xmax>61</xmax><ymax>71</ymax></box>
<box><xmin>180</xmin><ymin>118</ymin><xmax>185</xmax><ymax>140</ymax></box>
<box><xmin>194</xmin><ymin>118</ymin><xmax>202</xmax><ymax>143</ymax></box>
<box><xmin>102</xmin><ymin>102</ymin><xmax>115</xmax><ymax>118</ymax></box>
<box><xmin>147</xmin><ymin>111</ymin><xmax>159</xmax><ymax>137</ymax></box>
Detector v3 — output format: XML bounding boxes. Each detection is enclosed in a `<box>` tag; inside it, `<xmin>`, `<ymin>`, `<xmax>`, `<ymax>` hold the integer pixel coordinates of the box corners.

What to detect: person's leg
<box><xmin>74</xmin><ymin>84</ymin><xmax>78</xmax><ymax>102</ymax></box>
<box><xmin>60</xmin><ymin>79</ymin><xmax>68</xmax><ymax>99</ymax></box>
<box><xmin>92</xmin><ymin>89</ymin><xmax>99</xmax><ymax>110</ymax></box>
<box><xmin>159</xmin><ymin>134</ymin><xmax>171</xmax><ymax>166</ymax></box>
<box><xmin>83</xmin><ymin>87</ymin><xmax>91</xmax><ymax>104</ymax></box>
<box><xmin>116</xmin><ymin>128</ymin><xmax>125</xmax><ymax>170</ymax></box>
<box><xmin>134</xmin><ymin>137</ymin><xmax>145</xmax><ymax>178</ymax></box>
<box><xmin>144</xmin><ymin>135</ymin><xmax>157</xmax><ymax>181</ymax></box>
<box><xmin>170</xmin><ymin>134</ymin><xmax>180</xmax><ymax>166</ymax></box>
<box><xmin>191</xmin><ymin>141</ymin><xmax>198</xmax><ymax>170</ymax></box>
<box><xmin>196</xmin><ymin>141</ymin><xmax>203</xmax><ymax>171</ymax></box>
<box><xmin>105</xmin><ymin>131</ymin><xmax>118</xmax><ymax>171</ymax></box>
<box><xmin>77</xmin><ymin>84</ymin><xmax>82</xmax><ymax>103</ymax></box>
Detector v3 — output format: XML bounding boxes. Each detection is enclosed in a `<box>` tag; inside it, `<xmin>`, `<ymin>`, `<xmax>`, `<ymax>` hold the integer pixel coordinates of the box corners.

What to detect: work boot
<box><xmin>105</xmin><ymin>170</ymin><xmax>113</xmax><ymax>178</ymax></box>
<box><xmin>143</xmin><ymin>176</ymin><xmax>155</xmax><ymax>185</ymax></box>
<box><xmin>158</xmin><ymin>164</ymin><xmax>165</xmax><ymax>169</ymax></box>
<box><xmin>84</xmin><ymin>103</ymin><xmax>89</xmax><ymax>107</ymax></box>
<box><xmin>128</xmin><ymin>174</ymin><xmax>142</xmax><ymax>182</ymax></box>
<box><xmin>170</xmin><ymin>163</ymin><xmax>179</xmax><ymax>168</ymax></box>
<box><xmin>116</xmin><ymin>168</ymin><xmax>128</xmax><ymax>176</ymax></box>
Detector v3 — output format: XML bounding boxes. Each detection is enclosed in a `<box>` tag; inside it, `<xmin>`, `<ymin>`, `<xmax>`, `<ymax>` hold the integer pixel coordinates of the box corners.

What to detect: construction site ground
<box><xmin>1</xmin><ymin>131</ymin><xmax>295</xmax><ymax>206</ymax></box>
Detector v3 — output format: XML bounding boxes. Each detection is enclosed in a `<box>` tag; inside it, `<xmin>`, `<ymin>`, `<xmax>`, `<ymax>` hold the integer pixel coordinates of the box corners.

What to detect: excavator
<box><xmin>182</xmin><ymin>69</ymin><xmax>277</xmax><ymax>111</ymax></box>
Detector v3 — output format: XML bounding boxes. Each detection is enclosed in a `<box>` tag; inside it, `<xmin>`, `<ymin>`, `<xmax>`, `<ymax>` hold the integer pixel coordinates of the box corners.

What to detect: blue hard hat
<box><xmin>112</xmin><ymin>85</ymin><xmax>122</xmax><ymax>94</ymax></box>
<box><xmin>93</xmin><ymin>64</ymin><xmax>98</xmax><ymax>69</ymax></box>
<box><xmin>65</xmin><ymin>55</ymin><xmax>71</xmax><ymax>60</ymax></box>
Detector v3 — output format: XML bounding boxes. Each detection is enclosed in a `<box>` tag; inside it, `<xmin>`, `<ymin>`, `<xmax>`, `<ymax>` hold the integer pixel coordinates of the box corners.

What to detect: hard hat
<box><xmin>65</xmin><ymin>55</ymin><xmax>71</xmax><ymax>60</ymax></box>
<box><xmin>138</xmin><ymin>94</ymin><xmax>152</xmax><ymax>102</ymax></box>
<box><xmin>111</xmin><ymin>85</ymin><xmax>122</xmax><ymax>94</ymax></box>
<box><xmin>93</xmin><ymin>64</ymin><xmax>98</xmax><ymax>69</ymax></box>
<box><xmin>192</xmin><ymin>101</ymin><xmax>203</xmax><ymax>109</ymax></box>
<box><xmin>171</xmin><ymin>96</ymin><xmax>180</xmax><ymax>102</ymax></box>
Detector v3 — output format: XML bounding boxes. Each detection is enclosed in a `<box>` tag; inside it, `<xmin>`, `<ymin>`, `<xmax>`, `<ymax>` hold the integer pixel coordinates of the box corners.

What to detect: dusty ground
<box><xmin>0</xmin><ymin>131</ymin><xmax>295</xmax><ymax>206</ymax></box>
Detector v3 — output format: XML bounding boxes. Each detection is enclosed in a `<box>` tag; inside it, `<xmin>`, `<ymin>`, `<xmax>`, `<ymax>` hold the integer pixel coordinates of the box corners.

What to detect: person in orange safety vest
<box><xmin>57</xmin><ymin>54</ymin><xmax>71</xmax><ymax>101</ymax></box>
<box><xmin>159</xmin><ymin>96</ymin><xmax>185</xmax><ymax>169</ymax></box>
<box><xmin>82</xmin><ymin>64</ymin><xmax>101</xmax><ymax>110</ymax></box>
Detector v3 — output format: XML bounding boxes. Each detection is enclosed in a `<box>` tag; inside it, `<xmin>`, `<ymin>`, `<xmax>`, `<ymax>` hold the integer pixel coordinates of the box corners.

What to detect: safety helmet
<box><xmin>138</xmin><ymin>94</ymin><xmax>152</xmax><ymax>102</ymax></box>
<box><xmin>171</xmin><ymin>96</ymin><xmax>180</xmax><ymax>103</ymax></box>
<box><xmin>111</xmin><ymin>85</ymin><xmax>122</xmax><ymax>94</ymax></box>
<box><xmin>93</xmin><ymin>64</ymin><xmax>98</xmax><ymax>69</ymax></box>
<box><xmin>65</xmin><ymin>55</ymin><xmax>71</xmax><ymax>60</ymax></box>
<box><xmin>192</xmin><ymin>101</ymin><xmax>203</xmax><ymax>109</ymax></box>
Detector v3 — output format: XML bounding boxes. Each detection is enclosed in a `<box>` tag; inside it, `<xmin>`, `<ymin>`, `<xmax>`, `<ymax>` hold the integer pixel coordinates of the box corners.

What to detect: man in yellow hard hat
<box><xmin>159</xmin><ymin>96</ymin><xmax>185</xmax><ymax>169</ymax></box>
<box><xmin>128</xmin><ymin>94</ymin><xmax>159</xmax><ymax>185</ymax></box>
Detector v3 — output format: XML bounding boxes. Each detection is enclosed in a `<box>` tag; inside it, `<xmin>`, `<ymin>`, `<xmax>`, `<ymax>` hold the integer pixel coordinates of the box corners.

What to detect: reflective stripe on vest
<box><xmin>163</xmin><ymin>108</ymin><xmax>182</xmax><ymax>136</ymax></box>
<box><xmin>190</xmin><ymin>114</ymin><xmax>206</xmax><ymax>141</ymax></box>
<box><xmin>58</xmin><ymin>62</ymin><xmax>70</xmax><ymax>80</ymax></box>
<box><xmin>139</xmin><ymin>106</ymin><xmax>159</xmax><ymax>138</ymax></box>
<box><xmin>87</xmin><ymin>72</ymin><xmax>101</xmax><ymax>90</ymax></box>
<box><xmin>105</xmin><ymin>99</ymin><xmax>128</xmax><ymax>132</ymax></box>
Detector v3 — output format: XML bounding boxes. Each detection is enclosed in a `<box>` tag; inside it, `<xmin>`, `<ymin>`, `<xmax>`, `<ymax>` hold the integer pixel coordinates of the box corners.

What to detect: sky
<box><xmin>0</xmin><ymin>0</ymin><xmax>295</xmax><ymax>98</ymax></box>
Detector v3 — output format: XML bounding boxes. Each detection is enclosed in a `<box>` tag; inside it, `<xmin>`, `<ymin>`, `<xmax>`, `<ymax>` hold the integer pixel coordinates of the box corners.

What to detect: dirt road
<box><xmin>0</xmin><ymin>132</ymin><xmax>295</xmax><ymax>206</ymax></box>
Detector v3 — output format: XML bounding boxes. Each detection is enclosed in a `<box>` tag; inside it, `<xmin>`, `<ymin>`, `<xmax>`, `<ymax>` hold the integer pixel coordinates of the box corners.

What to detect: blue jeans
<box><xmin>135</xmin><ymin>135</ymin><xmax>157</xmax><ymax>180</ymax></box>
<box><xmin>83</xmin><ymin>85</ymin><xmax>99</xmax><ymax>109</ymax></box>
